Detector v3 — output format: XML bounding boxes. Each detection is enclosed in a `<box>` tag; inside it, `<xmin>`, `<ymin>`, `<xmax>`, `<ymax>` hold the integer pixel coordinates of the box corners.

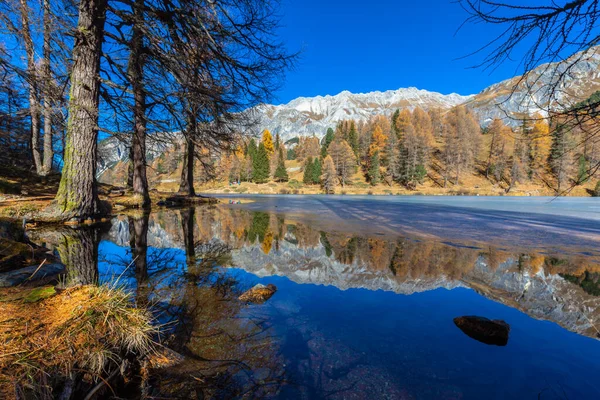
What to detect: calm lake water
<box><xmin>31</xmin><ymin>196</ymin><xmax>600</xmax><ymax>399</ymax></box>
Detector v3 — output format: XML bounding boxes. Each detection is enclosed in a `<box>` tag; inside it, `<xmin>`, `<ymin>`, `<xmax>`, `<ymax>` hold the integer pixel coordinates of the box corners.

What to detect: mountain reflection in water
<box><xmin>30</xmin><ymin>204</ymin><xmax>600</xmax><ymax>399</ymax></box>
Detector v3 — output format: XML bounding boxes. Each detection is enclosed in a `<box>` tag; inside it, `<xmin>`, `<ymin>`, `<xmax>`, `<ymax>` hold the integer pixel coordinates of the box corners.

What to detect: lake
<box><xmin>30</xmin><ymin>195</ymin><xmax>600</xmax><ymax>399</ymax></box>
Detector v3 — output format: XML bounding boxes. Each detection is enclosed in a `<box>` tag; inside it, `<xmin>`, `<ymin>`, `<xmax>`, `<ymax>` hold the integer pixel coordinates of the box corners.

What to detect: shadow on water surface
<box><xmin>27</xmin><ymin>202</ymin><xmax>600</xmax><ymax>399</ymax></box>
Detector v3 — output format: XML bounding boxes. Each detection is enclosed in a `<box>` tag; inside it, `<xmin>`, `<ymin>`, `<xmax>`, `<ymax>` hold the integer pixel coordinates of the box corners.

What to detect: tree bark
<box><xmin>128</xmin><ymin>0</ymin><xmax>150</xmax><ymax>207</ymax></box>
<box><xmin>19</xmin><ymin>0</ymin><xmax>42</xmax><ymax>174</ymax></box>
<box><xmin>55</xmin><ymin>0</ymin><xmax>108</xmax><ymax>219</ymax></box>
<box><xmin>178</xmin><ymin>136</ymin><xmax>196</xmax><ymax>197</ymax></box>
<box><xmin>41</xmin><ymin>0</ymin><xmax>54</xmax><ymax>176</ymax></box>
<box><xmin>127</xmin><ymin>146</ymin><xmax>134</xmax><ymax>188</ymax></box>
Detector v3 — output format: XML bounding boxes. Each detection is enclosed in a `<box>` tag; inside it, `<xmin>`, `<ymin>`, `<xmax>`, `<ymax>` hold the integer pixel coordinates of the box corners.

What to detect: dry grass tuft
<box><xmin>0</xmin><ymin>284</ymin><xmax>157</xmax><ymax>398</ymax></box>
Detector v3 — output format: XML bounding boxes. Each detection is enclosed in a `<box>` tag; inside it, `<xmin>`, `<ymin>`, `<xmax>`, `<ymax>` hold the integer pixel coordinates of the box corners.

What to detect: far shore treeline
<box><xmin>199</xmin><ymin>105</ymin><xmax>600</xmax><ymax>196</ymax></box>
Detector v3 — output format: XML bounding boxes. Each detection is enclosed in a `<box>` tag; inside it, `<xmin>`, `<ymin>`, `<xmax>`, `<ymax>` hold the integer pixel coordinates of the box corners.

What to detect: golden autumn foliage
<box><xmin>262</xmin><ymin>129</ymin><xmax>275</xmax><ymax>155</ymax></box>
<box><xmin>369</xmin><ymin>125</ymin><xmax>388</xmax><ymax>156</ymax></box>
<box><xmin>530</xmin><ymin>117</ymin><xmax>552</xmax><ymax>169</ymax></box>
<box><xmin>261</xmin><ymin>230</ymin><xmax>274</xmax><ymax>254</ymax></box>
<box><xmin>322</xmin><ymin>155</ymin><xmax>337</xmax><ymax>193</ymax></box>
<box><xmin>394</xmin><ymin>109</ymin><xmax>413</xmax><ymax>138</ymax></box>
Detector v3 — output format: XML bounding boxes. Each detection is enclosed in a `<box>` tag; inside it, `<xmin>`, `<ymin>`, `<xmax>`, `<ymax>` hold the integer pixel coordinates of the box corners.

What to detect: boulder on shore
<box><xmin>239</xmin><ymin>283</ymin><xmax>277</xmax><ymax>304</ymax></box>
<box><xmin>453</xmin><ymin>316</ymin><xmax>510</xmax><ymax>346</ymax></box>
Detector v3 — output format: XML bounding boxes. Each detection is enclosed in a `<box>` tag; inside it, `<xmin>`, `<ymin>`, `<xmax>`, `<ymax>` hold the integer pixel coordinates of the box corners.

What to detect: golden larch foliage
<box><xmin>262</xmin><ymin>129</ymin><xmax>275</xmax><ymax>155</ymax></box>
<box><xmin>369</xmin><ymin>125</ymin><xmax>388</xmax><ymax>156</ymax></box>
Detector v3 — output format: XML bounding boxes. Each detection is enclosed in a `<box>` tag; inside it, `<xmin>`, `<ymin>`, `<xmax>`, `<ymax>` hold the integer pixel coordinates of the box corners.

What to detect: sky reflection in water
<box><xmin>38</xmin><ymin>201</ymin><xmax>600</xmax><ymax>399</ymax></box>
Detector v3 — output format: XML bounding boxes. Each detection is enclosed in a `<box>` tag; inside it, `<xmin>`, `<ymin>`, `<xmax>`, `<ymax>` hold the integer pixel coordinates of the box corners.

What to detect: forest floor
<box><xmin>0</xmin><ymin>164</ymin><xmax>216</xmax><ymax>224</ymax></box>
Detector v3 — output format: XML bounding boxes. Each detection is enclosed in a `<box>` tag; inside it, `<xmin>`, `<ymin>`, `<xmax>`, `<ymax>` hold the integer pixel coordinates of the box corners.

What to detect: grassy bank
<box><xmin>0</xmin><ymin>284</ymin><xmax>157</xmax><ymax>399</ymax></box>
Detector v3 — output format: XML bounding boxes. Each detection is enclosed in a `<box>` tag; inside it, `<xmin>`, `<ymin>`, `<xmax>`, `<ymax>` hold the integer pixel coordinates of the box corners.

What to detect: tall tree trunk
<box><xmin>19</xmin><ymin>0</ymin><xmax>42</xmax><ymax>174</ymax></box>
<box><xmin>127</xmin><ymin>146</ymin><xmax>134</xmax><ymax>188</ymax></box>
<box><xmin>55</xmin><ymin>0</ymin><xmax>108</xmax><ymax>219</ymax></box>
<box><xmin>41</xmin><ymin>0</ymin><xmax>54</xmax><ymax>176</ymax></box>
<box><xmin>128</xmin><ymin>0</ymin><xmax>150</xmax><ymax>207</ymax></box>
<box><xmin>178</xmin><ymin>136</ymin><xmax>196</xmax><ymax>197</ymax></box>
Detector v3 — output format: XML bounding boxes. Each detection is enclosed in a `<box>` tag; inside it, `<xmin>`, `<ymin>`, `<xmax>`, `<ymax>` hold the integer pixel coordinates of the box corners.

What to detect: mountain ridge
<box><xmin>258</xmin><ymin>87</ymin><xmax>474</xmax><ymax>141</ymax></box>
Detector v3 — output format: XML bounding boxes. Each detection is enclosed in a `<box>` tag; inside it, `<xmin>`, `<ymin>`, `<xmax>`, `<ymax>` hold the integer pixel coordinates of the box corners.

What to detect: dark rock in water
<box><xmin>239</xmin><ymin>283</ymin><xmax>277</xmax><ymax>304</ymax></box>
<box><xmin>453</xmin><ymin>316</ymin><xmax>510</xmax><ymax>346</ymax></box>
<box><xmin>0</xmin><ymin>219</ymin><xmax>25</xmax><ymax>242</ymax></box>
<box><xmin>0</xmin><ymin>238</ymin><xmax>31</xmax><ymax>272</ymax></box>
<box><xmin>0</xmin><ymin>263</ymin><xmax>65</xmax><ymax>287</ymax></box>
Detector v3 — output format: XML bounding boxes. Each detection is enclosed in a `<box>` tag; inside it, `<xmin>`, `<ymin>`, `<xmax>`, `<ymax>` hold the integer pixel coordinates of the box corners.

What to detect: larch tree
<box><xmin>461</xmin><ymin>0</ymin><xmax>600</xmax><ymax>186</ymax></box>
<box><xmin>125</xmin><ymin>0</ymin><xmax>150</xmax><ymax>206</ymax></box>
<box><xmin>296</xmin><ymin>136</ymin><xmax>320</xmax><ymax>161</ymax></box>
<box><xmin>262</xmin><ymin>129</ymin><xmax>275</xmax><ymax>155</ymax></box>
<box><xmin>508</xmin><ymin>127</ymin><xmax>530</xmax><ymax>192</ymax></box>
<box><xmin>442</xmin><ymin>106</ymin><xmax>481</xmax><ymax>185</ymax></box>
<box><xmin>55</xmin><ymin>0</ymin><xmax>109</xmax><ymax>219</ymax></box>
<box><xmin>0</xmin><ymin>0</ymin><xmax>68</xmax><ymax>176</ymax></box>
<box><xmin>322</xmin><ymin>155</ymin><xmax>336</xmax><ymax>194</ymax></box>
<box><xmin>529</xmin><ymin>117</ymin><xmax>551</xmax><ymax>173</ymax></box>
<box><xmin>369</xmin><ymin>125</ymin><xmax>387</xmax><ymax>158</ymax></box>
<box><xmin>348</xmin><ymin>121</ymin><xmax>359</xmax><ymax>158</ymax></box>
<box><xmin>328</xmin><ymin>139</ymin><xmax>356</xmax><ymax>186</ymax></box>
<box><xmin>549</xmin><ymin>123</ymin><xmax>574</xmax><ymax>193</ymax></box>
<box><xmin>486</xmin><ymin>119</ymin><xmax>511</xmax><ymax>181</ymax></box>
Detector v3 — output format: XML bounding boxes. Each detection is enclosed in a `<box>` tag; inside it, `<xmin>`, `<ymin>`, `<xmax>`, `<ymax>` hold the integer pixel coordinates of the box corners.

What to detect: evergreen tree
<box><xmin>252</xmin><ymin>142</ymin><xmax>270</xmax><ymax>183</ymax></box>
<box><xmin>321</xmin><ymin>128</ymin><xmax>335</xmax><ymax>158</ymax></box>
<box><xmin>549</xmin><ymin>125</ymin><xmax>573</xmax><ymax>192</ymax></box>
<box><xmin>287</xmin><ymin>148</ymin><xmax>296</xmax><ymax>160</ymax></box>
<box><xmin>322</xmin><ymin>155</ymin><xmax>337</xmax><ymax>194</ymax></box>
<box><xmin>577</xmin><ymin>154</ymin><xmax>589</xmax><ymax>184</ymax></box>
<box><xmin>368</xmin><ymin>151</ymin><xmax>380</xmax><ymax>185</ymax></box>
<box><xmin>328</xmin><ymin>139</ymin><xmax>356</xmax><ymax>186</ymax></box>
<box><xmin>391</xmin><ymin>109</ymin><xmax>400</xmax><ymax>136</ymax></box>
<box><xmin>274</xmin><ymin>147</ymin><xmax>289</xmax><ymax>182</ymax></box>
<box><xmin>348</xmin><ymin>121</ymin><xmax>359</xmax><ymax>157</ymax></box>
<box><xmin>275</xmin><ymin>133</ymin><xmax>281</xmax><ymax>150</ymax></box>
<box><xmin>312</xmin><ymin>158</ymin><xmax>322</xmax><ymax>184</ymax></box>
<box><xmin>303</xmin><ymin>156</ymin><xmax>314</xmax><ymax>184</ymax></box>
<box><xmin>247</xmin><ymin>138</ymin><xmax>258</xmax><ymax>161</ymax></box>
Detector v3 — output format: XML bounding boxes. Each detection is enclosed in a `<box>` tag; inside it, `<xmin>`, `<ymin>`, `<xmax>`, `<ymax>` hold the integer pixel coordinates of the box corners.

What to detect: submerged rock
<box><xmin>453</xmin><ymin>316</ymin><xmax>510</xmax><ymax>346</ymax></box>
<box><xmin>0</xmin><ymin>219</ymin><xmax>25</xmax><ymax>241</ymax></box>
<box><xmin>0</xmin><ymin>237</ymin><xmax>31</xmax><ymax>272</ymax></box>
<box><xmin>147</xmin><ymin>347</ymin><xmax>185</xmax><ymax>369</ymax></box>
<box><xmin>239</xmin><ymin>283</ymin><xmax>277</xmax><ymax>304</ymax></box>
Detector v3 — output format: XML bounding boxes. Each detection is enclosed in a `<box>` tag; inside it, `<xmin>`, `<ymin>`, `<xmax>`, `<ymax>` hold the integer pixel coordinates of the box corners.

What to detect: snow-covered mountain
<box><xmin>97</xmin><ymin>47</ymin><xmax>600</xmax><ymax>173</ymax></box>
<box><xmin>259</xmin><ymin>87</ymin><xmax>473</xmax><ymax>141</ymax></box>
<box><xmin>465</xmin><ymin>47</ymin><xmax>600</xmax><ymax>125</ymax></box>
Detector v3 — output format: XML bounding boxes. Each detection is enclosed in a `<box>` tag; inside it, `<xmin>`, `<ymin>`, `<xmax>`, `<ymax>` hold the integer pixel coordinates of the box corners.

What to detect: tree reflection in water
<box><xmin>39</xmin><ymin>224</ymin><xmax>109</xmax><ymax>286</ymax></box>
<box><xmin>139</xmin><ymin>208</ymin><xmax>287</xmax><ymax>398</ymax></box>
<box><xmin>30</xmin><ymin>205</ymin><xmax>600</xmax><ymax>398</ymax></box>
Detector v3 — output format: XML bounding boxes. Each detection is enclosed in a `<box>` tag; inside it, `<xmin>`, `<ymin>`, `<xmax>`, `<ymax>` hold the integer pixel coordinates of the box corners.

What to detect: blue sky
<box><xmin>274</xmin><ymin>0</ymin><xmax>523</xmax><ymax>104</ymax></box>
